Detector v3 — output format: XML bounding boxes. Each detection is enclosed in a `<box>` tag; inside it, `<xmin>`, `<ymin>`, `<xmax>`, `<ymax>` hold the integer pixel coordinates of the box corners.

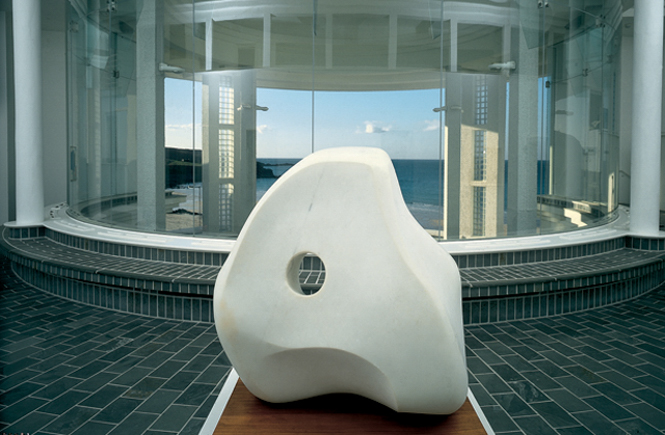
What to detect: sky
<box><xmin>164</xmin><ymin>78</ymin><xmax>446</xmax><ymax>160</ymax></box>
<box><xmin>164</xmin><ymin>76</ymin><xmax>551</xmax><ymax>161</ymax></box>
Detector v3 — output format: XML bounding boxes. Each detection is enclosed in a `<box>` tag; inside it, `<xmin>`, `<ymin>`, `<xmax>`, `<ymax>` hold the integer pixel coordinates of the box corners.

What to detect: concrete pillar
<box><xmin>12</xmin><ymin>0</ymin><xmax>44</xmax><ymax>226</ymax></box>
<box><xmin>630</xmin><ymin>0</ymin><xmax>664</xmax><ymax>236</ymax></box>
<box><xmin>136</xmin><ymin>0</ymin><xmax>166</xmax><ymax>231</ymax></box>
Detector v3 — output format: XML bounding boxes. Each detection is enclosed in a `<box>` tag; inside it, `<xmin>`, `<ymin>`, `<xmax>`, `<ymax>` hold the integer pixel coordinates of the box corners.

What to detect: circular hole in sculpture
<box><xmin>288</xmin><ymin>253</ymin><xmax>326</xmax><ymax>296</ymax></box>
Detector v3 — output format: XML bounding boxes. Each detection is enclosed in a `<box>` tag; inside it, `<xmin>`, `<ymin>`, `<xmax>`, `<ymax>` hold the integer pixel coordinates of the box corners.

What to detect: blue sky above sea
<box><xmin>164</xmin><ymin>78</ymin><xmax>444</xmax><ymax>160</ymax></box>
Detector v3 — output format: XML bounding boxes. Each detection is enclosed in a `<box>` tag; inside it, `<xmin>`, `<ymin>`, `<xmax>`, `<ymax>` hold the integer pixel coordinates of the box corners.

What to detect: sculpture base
<box><xmin>209</xmin><ymin>375</ymin><xmax>490</xmax><ymax>434</ymax></box>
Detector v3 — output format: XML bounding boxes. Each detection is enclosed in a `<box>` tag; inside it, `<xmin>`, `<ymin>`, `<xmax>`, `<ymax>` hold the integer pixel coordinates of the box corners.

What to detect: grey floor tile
<box><xmin>107</xmin><ymin>412</ymin><xmax>158</xmax><ymax>435</ymax></box>
<box><xmin>0</xmin><ymin>381</ymin><xmax>44</xmax><ymax>403</ymax></box>
<box><xmin>69</xmin><ymin>360</ymin><xmax>111</xmax><ymax>379</ymax></box>
<box><xmin>564</xmin><ymin>365</ymin><xmax>606</xmax><ymax>384</ymax></box>
<box><xmin>545</xmin><ymin>389</ymin><xmax>591</xmax><ymax>413</ymax></box>
<box><xmin>182</xmin><ymin>355</ymin><xmax>215</xmax><ymax>372</ymax></box>
<box><xmin>179</xmin><ymin>417</ymin><xmax>205</xmax><ymax>435</ymax></box>
<box><xmin>66</xmin><ymin>350</ymin><xmax>106</xmax><ymax>368</ymax></box>
<box><xmin>615</xmin><ymin>417</ymin><xmax>663</xmax><ymax>435</ymax></box>
<box><xmin>530</xmin><ymin>401</ymin><xmax>579</xmax><ymax>428</ymax></box>
<box><xmin>106</xmin><ymin>356</ymin><xmax>144</xmax><ymax>375</ymax></box>
<box><xmin>81</xmin><ymin>385</ymin><xmax>127</xmax><ymax>408</ymax></box>
<box><xmin>555</xmin><ymin>376</ymin><xmax>601</xmax><ymax>399</ymax></box>
<box><xmin>475</xmin><ymin>373</ymin><xmax>513</xmax><ymax>394</ymax></box>
<box><xmin>71</xmin><ymin>421</ymin><xmax>116</xmax><ymax>435</ymax></box>
<box><xmin>149</xmin><ymin>404</ymin><xmax>196</xmax><ymax>432</ymax></box>
<box><xmin>571</xmin><ymin>410</ymin><xmax>627</xmax><ymax>435</ymax></box>
<box><xmin>2</xmin><ymin>410</ymin><xmax>57</xmax><ymax>434</ymax></box>
<box><xmin>513</xmin><ymin>415</ymin><xmax>558</xmax><ymax>435</ymax></box>
<box><xmin>480</xmin><ymin>405</ymin><xmax>519</xmax><ymax>433</ymax></box>
<box><xmin>123</xmin><ymin>377</ymin><xmax>166</xmax><ymax>399</ymax></box>
<box><xmin>174</xmin><ymin>383</ymin><xmax>215</xmax><ymax>406</ymax></box>
<box><xmin>162</xmin><ymin>371</ymin><xmax>199</xmax><ymax>391</ymax></box>
<box><xmin>195</xmin><ymin>365</ymin><xmax>229</xmax><ymax>385</ymax></box>
<box><xmin>32</xmin><ymin>364</ymin><xmax>78</xmax><ymax>384</ymax></box>
<box><xmin>521</xmin><ymin>370</ymin><xmax>562</xmax><ymax>391</ymax></box>
<box><xmin>0</xmin><ymin>396</ymin><xmax>49</xmax><ymax>424</ymax></box>
<box><xmin>494</xmin><ymin>393</ymin><xmax>534</xmax><ymax>417</ymax></box>
<box><xmin>43</xmin><ymin>406</ymin><xmax>99</xmax><ymax>434</ymax></box>
<box><xmin>634</xmin><ymin>375</ymin><xmax>665</xmax><ymax>396</ymax></box>
<box><xmin>532</xmin><ymin>360</ymin><xmax>570</xmax><ymax>378</ymax></box>
<box><xmin>469</xmin><ymin>383</ymin><xmax>496</xmax><ymax>406</ymax></box>
<box><xmin>170</xmin><ymin>346</ymin><xmax>202</xmax><ymax>362</ymax></box>
<box><xmin>92</xmin><ymin>397</ymin><xmax>143</xmax><ymax>424</ymax></box>
<box><xmin>194</xmin><ymin>394</ymin><xmax>219</xmax><ymax>418</ymax></box>
<box><xmin>110</xmin><ymin>367</ymin><xmax>153</xmax><ymax>387</ymax></box>
<box><xmin>508</xmin><ymin>380</ymin><xmax>548</xmax><ymax>403</ymax></box>
<box><xmin>212</xmin><ymin>352</ymin><xmax>232</xmax><ymax>367</ymax></box>
<box><xmin>594</xmin><ymin>370</ymin><xmax>643</xmax><ymax>391</ymax></box>
<box><xmin>492</xmin><ymin>364</ymin><xmax>525</xmax><ymax>383</ymax></box>
<box><xmin>590</xmin><ymin>382</ymin><xmax>640</xmax><ymax>405</ymax></box>
<box><xmin>150</xmin><ymin>360</ymin><xmax>186</xmax><ymax>379</ymax></box>
<box><xmin>631</xmin><ymin>388</ymin><xmax>665</xmax><ymax>413</ymax></box>
<box><xmin>136</xmin><ymin>389</ymin><xmax>181</xmax><ymax>414</ymax></box>
<box><xmin>0</xmin><ymin>368</ymin><xmax>40</xmax><ymax>390</ymax></box>
<box><xmin>137</xmin><ymin>351</ymin><xmax>175</xmax><ymax>369</ymax></box>
<box><xmin>38</xmin><ymin>390</ymin><xmax>90</xmax><ymax>415</ymax></box>
<box><xmin>502</xmin><ymin>354</ymin><xmax>537</xmax><ymax>372</ymax></box>
<box><xmin>33</xmin><ymin>377</ymin><xmax>83</xmax><ymax>400</ymax></box>
<box><xmin>74</xmin><ymin>372</ymin><xmax>118</xmax><ymax>392</ymax></box>
<box><xmin>623</xmin><ymin>402</ymin><xmax>665</xmax><ymax>430</ymax></box>
<box><xmin>556</xmin><ymin>426</ymin><xmax>594</xmax><ymax>435</ymax></box>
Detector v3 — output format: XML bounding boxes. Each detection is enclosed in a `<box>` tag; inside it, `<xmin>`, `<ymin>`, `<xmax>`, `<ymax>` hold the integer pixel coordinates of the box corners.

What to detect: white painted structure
<box><xmin>11</xmin><ymin>0</ymin><xmax>44</xmax><ymax>226</ymax></box>
<box><xmin>629</xmin><ymin>0</ymin><xmax>664</xmax><ymax>236</ymax></box>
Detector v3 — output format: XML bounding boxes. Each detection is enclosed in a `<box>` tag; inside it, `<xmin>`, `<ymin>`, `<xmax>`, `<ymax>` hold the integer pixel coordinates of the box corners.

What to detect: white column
<box><xmin>630</xmin><ymin>0</ymin><xmax>664</xmax><ymax>236</ymax></box>
<box><xmin>12</xmin><ymin>0</ymin><xmax>44</xmax><ymax>226</ymax></box>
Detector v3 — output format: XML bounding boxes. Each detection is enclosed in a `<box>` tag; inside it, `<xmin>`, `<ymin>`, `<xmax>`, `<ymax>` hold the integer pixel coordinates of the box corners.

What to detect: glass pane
<box><xmin>66</xmin><ymin>0</ymin><xmax>623</xmax><ymax>240</ymax></box>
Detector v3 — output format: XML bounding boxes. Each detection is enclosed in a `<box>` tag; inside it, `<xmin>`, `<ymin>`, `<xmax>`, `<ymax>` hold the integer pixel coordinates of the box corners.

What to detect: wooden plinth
<box><xmin>213</xmin><ymin>380</ymin><xmax>488</xmax><ymax>434</ymax></box>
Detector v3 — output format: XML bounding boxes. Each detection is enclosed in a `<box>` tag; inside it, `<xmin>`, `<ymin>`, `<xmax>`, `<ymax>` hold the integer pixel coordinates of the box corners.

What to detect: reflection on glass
<box><xmin>66</xmin><ymin>0</ymin><xmax>623</xmax><ymax>240</ymax></box>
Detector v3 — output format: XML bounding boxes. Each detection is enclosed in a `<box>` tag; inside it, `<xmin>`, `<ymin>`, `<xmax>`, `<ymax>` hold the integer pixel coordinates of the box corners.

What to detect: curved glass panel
<box><xmin>67</xmin><ymin>0</ymin><xmax>623</xmax><ymax>240</ymax></box>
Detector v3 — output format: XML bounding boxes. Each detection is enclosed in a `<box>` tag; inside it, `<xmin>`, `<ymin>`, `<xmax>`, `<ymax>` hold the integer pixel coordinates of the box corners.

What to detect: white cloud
<box><xmin>362</xmin><ymin>120</ymin><xmax>392</xmax><ymax>134</ymax></box>
<box><xmin>257</xmin><ymin>124</ymin><xmax>269</xmax><ymax>134</ymax></box>
<box><xmin>423</xmin><ymin>119</ymin><xmax>440</xmax><ymax>132</ymax></box>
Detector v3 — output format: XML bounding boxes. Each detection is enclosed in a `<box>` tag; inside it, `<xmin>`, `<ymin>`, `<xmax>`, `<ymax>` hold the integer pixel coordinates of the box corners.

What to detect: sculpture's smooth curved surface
<box><xmin>214</xmin><ymin>147</ymin><xmax>467</xmax><ymax>415</ymax></box>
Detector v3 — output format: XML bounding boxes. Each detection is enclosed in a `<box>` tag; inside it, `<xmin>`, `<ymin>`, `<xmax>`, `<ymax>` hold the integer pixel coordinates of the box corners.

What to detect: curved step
<box><xmin>2</xmin><ymin>227</ymin><xmax>664</xmax><ymax>324</ymax></box>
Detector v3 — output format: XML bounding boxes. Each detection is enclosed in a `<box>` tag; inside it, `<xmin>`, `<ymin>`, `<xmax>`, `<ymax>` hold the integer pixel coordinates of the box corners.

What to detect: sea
<box><xmin>257</xmin><ymin>158</ymin><xmax>550</xmax><ymax>230</ymax></box>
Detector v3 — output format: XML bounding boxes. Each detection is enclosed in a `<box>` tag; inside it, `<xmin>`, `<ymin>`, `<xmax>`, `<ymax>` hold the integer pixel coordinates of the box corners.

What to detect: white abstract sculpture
<box><xmin>214</xmin><ymin>147</ymin><xmax>467</xmax><ymax>415</ymax></box>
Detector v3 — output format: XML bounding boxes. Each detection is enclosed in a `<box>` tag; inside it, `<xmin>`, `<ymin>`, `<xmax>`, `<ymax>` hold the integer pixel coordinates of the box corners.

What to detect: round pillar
<box><xmin>12</xmin><ymin>0</ymin><xmax>44</xmax><ymax>226</ymax></box>
<box><xmin>630</xmin><ymin>0</ymin><xmax>664</xmax><ymax>236</ymax></box>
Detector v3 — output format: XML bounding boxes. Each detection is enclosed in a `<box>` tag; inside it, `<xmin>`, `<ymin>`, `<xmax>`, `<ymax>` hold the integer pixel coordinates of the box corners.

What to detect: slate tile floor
<box><xmin>0</xmin><ymin>257</ymin><xmax>230</xmax><ymax>435</ymax></box>
<box><xmin>1</xmin><ymin>255</ymin><xmax>664</xmax><ymax>434</ymax></box>
<box><xmin>467</xmin><ymin>288</ymin><xmax>665</xmax><ymax>435</ymax></box>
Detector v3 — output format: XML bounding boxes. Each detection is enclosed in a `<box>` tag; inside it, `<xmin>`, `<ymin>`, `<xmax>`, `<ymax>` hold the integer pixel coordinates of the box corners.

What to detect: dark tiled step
<box><xmin>2</xmin><ymin>227</ymin><xmax>664</xmax><ymax>324</ymax></box>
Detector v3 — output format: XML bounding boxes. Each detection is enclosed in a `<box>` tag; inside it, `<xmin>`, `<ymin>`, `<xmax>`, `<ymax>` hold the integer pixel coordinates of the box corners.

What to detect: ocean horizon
<box><xmin>258</xmin><ymin>158</ymin><xmax>550</xmax><ymax>229</ymax></box>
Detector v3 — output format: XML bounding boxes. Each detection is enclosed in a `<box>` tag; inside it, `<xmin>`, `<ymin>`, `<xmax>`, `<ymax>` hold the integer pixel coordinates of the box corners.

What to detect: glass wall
<box><xmin>67</xmin><ymin>0</ymin><xmax>622</xmax><ymax>240</ymax></box>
